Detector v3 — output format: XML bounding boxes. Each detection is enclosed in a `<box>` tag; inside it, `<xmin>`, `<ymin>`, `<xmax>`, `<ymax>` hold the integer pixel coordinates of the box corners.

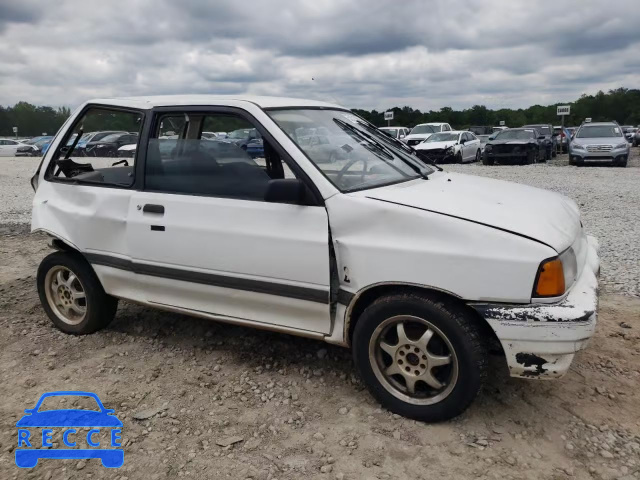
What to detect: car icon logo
<box><xmin>15</xmin><ymin>391</ymin><xmax>123</xmax><ymax>468</ymax></box>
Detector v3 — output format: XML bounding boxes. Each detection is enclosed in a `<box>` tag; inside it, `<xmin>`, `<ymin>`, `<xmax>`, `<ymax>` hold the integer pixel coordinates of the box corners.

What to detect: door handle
<box><xmin>143</xmin><ymin>204</ymin><xmax>164</xmax><ymax>214</ymax></box>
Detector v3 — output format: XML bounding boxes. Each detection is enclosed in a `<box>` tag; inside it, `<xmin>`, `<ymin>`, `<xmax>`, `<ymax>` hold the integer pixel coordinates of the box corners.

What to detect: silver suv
<box><xmin>569</xmin><ymin>122</ymin><xmax>630</xmax><ymax>167</ymax></box>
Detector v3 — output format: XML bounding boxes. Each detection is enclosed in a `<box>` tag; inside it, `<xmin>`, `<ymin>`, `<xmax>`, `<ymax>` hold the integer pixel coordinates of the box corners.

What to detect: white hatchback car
<box><xmin>31</xmin><ymin>95</ymin><xmax>600</xmax><ymax>422</ymax></box>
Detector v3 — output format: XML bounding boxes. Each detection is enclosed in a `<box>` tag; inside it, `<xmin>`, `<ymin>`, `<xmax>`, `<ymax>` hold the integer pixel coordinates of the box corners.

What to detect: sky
<box><xmin>1</xmin><ymin>0</ymin><xmax>639</xmax><ymax>112</ymax></box>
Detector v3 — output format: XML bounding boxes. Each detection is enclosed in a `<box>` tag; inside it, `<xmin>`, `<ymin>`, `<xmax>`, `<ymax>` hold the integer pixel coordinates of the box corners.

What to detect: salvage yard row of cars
<box><xmin>375</xmin><ymin>119</ymin><xmax>635</xmax><ymax>167</ymax></box>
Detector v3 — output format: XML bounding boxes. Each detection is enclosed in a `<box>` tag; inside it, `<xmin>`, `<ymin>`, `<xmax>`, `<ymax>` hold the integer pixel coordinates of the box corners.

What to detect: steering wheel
<box><xmin>335</xmin><ymin>157</ymin><xmax>369</xmax><ymax>188</ymax></box>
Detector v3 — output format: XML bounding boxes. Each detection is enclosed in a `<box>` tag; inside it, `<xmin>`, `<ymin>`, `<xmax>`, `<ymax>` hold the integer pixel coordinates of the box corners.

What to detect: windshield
<box><xmin>228</xmin><ymin>129</ymin><xmax>252</xmax><ymax>139</ymax></box>
<box><xmin>495</xmin><ymin>130</ymin><xmax>534</xmax><ymax>140</ymax></box>
<box><xmin>268</xmin><ymin>109</ymin><xmax>431</xmax><ymax>192</ymax></box>
<box><xmin>37</xmin><ymin>395</ymin><xmax>101</xmax><ymax>412</ymax></box>
<box><xmin>97</xmin><ymin>134</ymin><xmax>122</xmax><ymax>143</ymax></box>
<box><xmin>525</xmin><ymin>125</ymin><xmax>550</xmax><ymax>135</ymax></box>
<box><xmin>426</xmin><ymin>132</ymin><xmax>459</xmax><ymax>143</ymax></box>
<box><xmin>410</xmin><ymin>125</ymin><xmax>437</xmax><ymax>135</ymax></box>
<box><xmin>576</xmin><ymin>125</ymin><xmax>622</xmax><ymax>138</ymax></box>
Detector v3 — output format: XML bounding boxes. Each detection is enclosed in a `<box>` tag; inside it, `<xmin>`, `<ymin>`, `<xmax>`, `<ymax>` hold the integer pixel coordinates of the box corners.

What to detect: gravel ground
<box><xmin>0</xmin><ymin>151</ymin><xmax>639</xmax><ymax>479</ymax></box>
<box><xmin>2</xmin><ymin>148</ymin><xmax>640</xmax><ymax>296</ymax></box>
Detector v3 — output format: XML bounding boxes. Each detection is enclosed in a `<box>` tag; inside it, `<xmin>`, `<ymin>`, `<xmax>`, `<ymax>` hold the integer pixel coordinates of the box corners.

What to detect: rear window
<box><xmin>46</xmin><ymin>107</ymin><xmax>143</xmax><ymax>187</ymax></box>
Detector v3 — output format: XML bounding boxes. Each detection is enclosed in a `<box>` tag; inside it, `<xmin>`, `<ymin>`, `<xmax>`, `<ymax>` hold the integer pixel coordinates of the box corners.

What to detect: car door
<box><xmin>2</xmin><ymin>139</ymin><xmax>19</xmax><ymax>155</ymax></box>
<box><xmin>126</xmin><ymin>108</ymin><xmax>332</xmax><ymax>334</ymax></box>
<box><xmin>465</xmin><ymin>133</ymin><xmax>479</xmax><ymax>161</ymax></box>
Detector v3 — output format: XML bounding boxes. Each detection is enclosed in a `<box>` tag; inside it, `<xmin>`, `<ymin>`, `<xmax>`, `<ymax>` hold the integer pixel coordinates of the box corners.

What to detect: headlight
<box><xmin>533</xmin><ymin>248</ymin><xmax>577</xmax><ymax>298</ymax></box>
<box><xmin>446</xmin><ymin>146</ymin><xmax>454</xmax><ymax>153</ymax></box>
<box><xmin>485</xmin><ymin>145</ymin><xmax>492</xmax><ymax>152</ymax></box>
<box><xmin>613</xmin><ymin>143</ymin><xmax>628</xmax><ymax>149</ymax></box>
<box><xmin>571</xmin><ymin>143</ymin><xmax>585</xmax><ymax>150</ymax></box>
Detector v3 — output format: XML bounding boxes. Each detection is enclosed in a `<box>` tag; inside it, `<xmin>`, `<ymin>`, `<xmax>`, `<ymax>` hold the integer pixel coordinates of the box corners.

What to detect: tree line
<box><xmin>353</xmin><ymin>88</ymin><xmax>640</xmax><ymax>129</ymax></box>
<box><xmin>1</xmin><ymin>88</ymin><xmax>639</xmax><ymax>137</ymax></box>
<box><xmin>0</xmin><ymin>102</ymin><xmax>71</xmax><ymax>137</ymax></box>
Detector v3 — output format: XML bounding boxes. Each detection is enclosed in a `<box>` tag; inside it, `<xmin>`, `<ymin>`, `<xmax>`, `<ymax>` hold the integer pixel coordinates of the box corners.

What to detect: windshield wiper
<box><xmin>353</xmin><ymin>119</ymin><xmax>443</xmax><ymax>172</ymax></box>
<box><xmin>333</xmin><ymin>119</ymin><xmax>433</xmax><ymax>178</ymax></box>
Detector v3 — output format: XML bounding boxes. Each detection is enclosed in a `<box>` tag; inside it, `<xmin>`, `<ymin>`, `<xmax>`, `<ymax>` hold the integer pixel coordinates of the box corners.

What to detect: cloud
<box><xmin>0</xmin><ymin>0</ymin><xmax>638</xmax><ymax>111</ymax></box>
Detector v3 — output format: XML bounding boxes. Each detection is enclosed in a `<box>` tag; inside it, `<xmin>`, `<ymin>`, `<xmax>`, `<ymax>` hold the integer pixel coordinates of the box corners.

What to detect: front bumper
<box><xmin>570</xmin><ymin>149</ymin><xmax>628</xmax><ymax>163</ymax></box>
<box><xmin>472</xmin><ymin>235</ymin><xmax>600</xmax><ymax>378</ymax></box>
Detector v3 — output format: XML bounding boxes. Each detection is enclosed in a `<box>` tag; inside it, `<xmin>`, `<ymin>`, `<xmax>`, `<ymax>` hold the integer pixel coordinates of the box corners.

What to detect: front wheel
<box><xmin>474</xmin><ymin>150</ymin><xmax>481</xmax><ymax>163</ymax></box>
<box><xmin>37</xmin><ymin>251</ymin><xmax>118</xmax><ymax>334</ymax></box>
<box><xmin>455</xmin><ymin>152</ymin><xmax>463</xmax><ymax>164</ymax></box>
<box><xmin>482</xmin><ymin>154</ymin><xmax>494</xmax><ymax>165</ymax></box>
<box><xmin>352</xmin><ymin>293</ymin><xmax>487</xmax><ymax>422</ymax></box>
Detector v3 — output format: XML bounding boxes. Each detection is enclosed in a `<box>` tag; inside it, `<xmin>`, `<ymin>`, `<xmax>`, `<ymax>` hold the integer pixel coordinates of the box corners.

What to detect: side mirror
<box><xmin>460</xmin><ymin>138</ymin><xmax>466</xmax><ymax>144</ymax></box>
<box><xmin>264</xmin><ymin>179</ymin><xmax>306</xmax><ymax>205</ymax></box>
<box><xmin>538</xmin><ymin>135</ymin><xmax>546</xmax><ymax>140</ymax></box>
<box><xmin>488</xmin><ymin>135</ymin><xmax>496</xmax><ymax>141</ymax></box>
<box><xmin>552</xmin><ymin>133</ymin><xmax>559</xmax><ymax>137</ymax></box>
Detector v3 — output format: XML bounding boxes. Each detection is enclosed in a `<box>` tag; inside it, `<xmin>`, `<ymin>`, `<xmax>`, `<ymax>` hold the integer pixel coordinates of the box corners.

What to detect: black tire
<box><xmin>551</xmin><ymin>147</ymin><xmax>557</xmax><ymax>158</ymax></box>
<box><xmin>474</xmin><ymin>150</ymin><xmax>481</xmax><ymax>163</ymax></box>
<box><xmin>482</xmin><ymin>154</ymin><xmax>494</xmax><ymax>165</ymax></box>
<box><xmin>616</xmin><ymin>159</ymin><xmax>628</xmax><ymax>168</ymax></box>
<box><xmin>352</xmin><ymin>292</ymin><xmax>487</xmax><ymax>422</ymax></box>
<box><xmin>539</xmin><ymin>148</ymin><xmax>547</xmax><ymax>163</ymax></box>
<box><xmin>37</xmin><ymin>251</ymin><xmax>118</xmax><ymax>334</ymax></box>
<box><xmin>455</xmin><ymin>152</ymin><xmax>463</xmax><ymax>164</ymax></box>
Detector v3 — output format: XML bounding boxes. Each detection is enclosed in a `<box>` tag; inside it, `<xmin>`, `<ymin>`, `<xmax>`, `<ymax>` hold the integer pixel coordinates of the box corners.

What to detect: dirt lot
<box><xmin>0</xmin><ymin>151</ymin><xmax>639</xmax><ymax>480</ymax></box>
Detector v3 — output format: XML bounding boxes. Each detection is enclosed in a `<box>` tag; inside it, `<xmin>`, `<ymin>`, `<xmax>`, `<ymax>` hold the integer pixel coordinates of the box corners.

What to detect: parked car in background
<box><xmin>201</xmin><ymin>131</ymin><xmax>218</xmax><ymax>140</ymax></box>
<box><xmin>468</xmin><ymin>126</ymin><xmax>494</xmax><ymax>136</ymax></box>
<box><xmin>633</xmin><ymin>128</ymin><xmax>640</xmax><ymax>147</ymax></box>
<box><xmin>477</xmin><ymin>135</ymin><xmax>490</xmax><ymax>153</ymax></box>
<box><xmin>622</xmin><ymin>126</ymin><xmax>636</xmax><ymax>144</ymax></box>
<box><xmin>16</xmin><ymin>136</ymin><xmax>54</xmax><ymax>156</ymax></box>
<box><xmin>84</xmin><ymin>133</ymin><xmax>138</xmax><ymax>157</ymax></box>
<box><xmin>0</xmin><ymin>138</ymin><xmax>28</xmax><ymax>156</ymax></box>
<box><xmin>117</xmin><ymin>143</ymin><xmax>137</xmax><ymax>157</ymax></box>
<box><xmin>569</xmin><ymin>121</ymin><xmax>629</xmax><ymax>167</ymax></box>
<box><xmin>523</xmin><ymin>124</ymin><xmax>556</xmax><ymax>159</ymax></box>
<box><xmin>483</xmin><ymin>128</ymin><xmax>546</xmax><ymax>165</ymax></box>
<box><xmin>31</xmin><ymin>94</ymin><xmax>600</xmax><ymax>422</ymax></box>
<box><xmin>403</xmin><ymin>122</ymin><xmax>452</xmax><ymax>146</ymax></box>
<box><xmin>414</xmin><ymin>131</ymin><xmax>482</xmax><ymax>163</ymax></box>
<box><xmin>379</xmin><ymin>126</ymin><xmax>410</xmax><ymax>140</ymax></box>
<box><xmin>72</xmin><ymin>131</ymin><xmax>128</xmax><ymax>156</ymax></box>
<box><xmin>553</xmin><ymin>126</ymin><xmax>573</xmax><ymax>152</ymax></box>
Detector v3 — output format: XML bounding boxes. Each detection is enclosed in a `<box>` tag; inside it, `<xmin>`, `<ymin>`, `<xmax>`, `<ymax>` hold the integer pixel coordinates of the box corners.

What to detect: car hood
<box><xmin>358</xmin><ymin>172</ymin><xmax>580</xmax><ymax>252</ymax></box>
<box><xmin>16</xmin><ymin>410</ymin><xmax>122</xmax><ymax>427</ymax></box>
<box><xmin>487</xmin><ymin>139</ymin><xmax>535</xmax><ymax>146</ymax></box>
<box><xmin>404</xmin><ymin>133</ymin><xmax>433</xmax><ymax>141</ymax></box>
<box><xmin>415</xmin><ymin>141</ymin><xmax>457</xmax><ymax>150</ymax></box>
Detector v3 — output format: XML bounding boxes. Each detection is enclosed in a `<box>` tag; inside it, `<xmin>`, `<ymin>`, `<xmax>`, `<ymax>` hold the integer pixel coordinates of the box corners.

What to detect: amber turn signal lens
<box><xmin>535</xmin><ymin>258</ymin><xmax>565</xmax><ymax>297</ymax></box>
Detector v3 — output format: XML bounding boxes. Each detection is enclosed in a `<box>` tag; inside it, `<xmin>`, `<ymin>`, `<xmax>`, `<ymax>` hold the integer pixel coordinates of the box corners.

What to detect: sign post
<box><xmin>12</xmin><ymin>126</ymin><xmax>18</xmax><ymax>138</ymax></box>
<box><xmin>384</xmin><ymin>111</ymin><xmax>394</xmax><ymax>127</ymax></box>
<box><xmin>499</xmin><ymin>120</ymin><xmax>505</xmax><ymax>127</ymax></box>
<box><xmin>557</xmin><ymin>106</ymin><xmax>571</xmax><ymax>154</ymax></box>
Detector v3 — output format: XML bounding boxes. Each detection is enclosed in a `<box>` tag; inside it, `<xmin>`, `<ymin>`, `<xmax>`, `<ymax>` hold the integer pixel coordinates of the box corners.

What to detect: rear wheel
<box><xmin>352</xmin><ymin>292</ymin><xmax>487</xmax><ymax>422</ymax></box>
<box><xmin>37</xmin><ymin>251</ymin><xmax>118</xmax><ymax>334</ymax></box>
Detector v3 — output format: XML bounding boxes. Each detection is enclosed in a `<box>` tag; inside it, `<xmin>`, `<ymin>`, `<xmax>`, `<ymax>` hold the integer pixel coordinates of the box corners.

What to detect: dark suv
<box><xmin>523</xmin><ymin>124</ymin><xmax>557</xmax><ymax>160</ymax></box>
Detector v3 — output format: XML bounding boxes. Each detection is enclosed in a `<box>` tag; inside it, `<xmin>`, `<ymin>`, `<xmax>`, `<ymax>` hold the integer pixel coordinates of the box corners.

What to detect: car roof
<box><xmin>579</xmin><ymin>122</ymin><xmax>618</xmax><ymax>126</ymax></box>
<box><xmin>86</xmin><ymin>95</ymin><xmax>344</xmax><ymax>110</ymax></box>
<box><xmin>415</xmin><ymin>122</ymin><xmax>448</xmax><ymax>126</ymax></box>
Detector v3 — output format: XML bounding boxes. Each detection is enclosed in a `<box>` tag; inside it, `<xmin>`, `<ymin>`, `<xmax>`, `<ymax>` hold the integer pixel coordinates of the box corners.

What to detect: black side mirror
<box><xmin>538</xmin><ymin>135</ymin><xmax>545</xmax><ymax>140</ymax></box>
<box><xmin>460</xmin><ymin>138</ymin><xmax>466</xmax><ymax>144</ymax></box>
<box><xmin>264</xmin><ymin>179</ymin><xmax>306</xmax><ymax>205</ymax></box>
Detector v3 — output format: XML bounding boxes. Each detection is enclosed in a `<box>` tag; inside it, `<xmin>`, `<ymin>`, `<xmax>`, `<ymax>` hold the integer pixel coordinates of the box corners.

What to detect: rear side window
<box><xmin>145</xmin><ymin>112</ymin><xmax>296</xmax><ymax>202</ymax></box>
<box><xmin>46</xmin><ymin>107</ymin><xmax>143</xmax><ymax>187</ymax></box>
